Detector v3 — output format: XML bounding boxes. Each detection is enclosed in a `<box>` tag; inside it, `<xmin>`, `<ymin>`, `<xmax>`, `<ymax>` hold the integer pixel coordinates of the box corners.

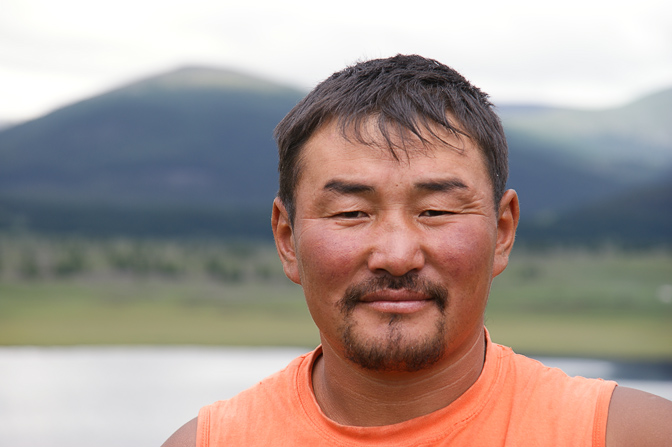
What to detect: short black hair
<box><xmin>274</xmin><ymin>54</ymin><xmax>508</xmax><ymax>222</ymax></box>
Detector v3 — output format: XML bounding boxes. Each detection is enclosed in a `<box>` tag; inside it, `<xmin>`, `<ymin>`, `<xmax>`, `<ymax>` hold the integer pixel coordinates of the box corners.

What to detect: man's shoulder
<box><xmin>499</xmin><ymin>343</ymin><xmax>619</xmax><ymax>403</ymax></box>
<box><xmin>492</xmin><ymin>342</ymin><xmax>672</xmax><ymax>446</ymax></box>
<box><xmin>606</xmin><ymin>386</ymin><xmax>672</xmax><ymax>447</ymax></box>
<box><xmin>161</xmin><ymin>418</ymin><xmax>197</xmax><ymax>447</ymax></box>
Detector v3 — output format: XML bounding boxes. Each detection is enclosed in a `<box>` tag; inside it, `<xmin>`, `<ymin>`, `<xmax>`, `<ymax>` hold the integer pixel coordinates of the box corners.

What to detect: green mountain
<box><xmin>505</xmin><ymin>131</ymin><xmax>628</xmax><ymax>216</ymax></box>
<box><xmin>499</xmin><ymin>88</ymin><xmax>672</xmax><ymax>183</ymax></box>
<box><xmin>0</xmin><ymin>66</ymin><xmax>303</xmax><ymax>208</ymax></box>
<box><xmin>519</xmin><ymin>178</ymin><xmax>672</xmax><ymax>247</ymax></box>
<box><xmin>0</xmin><ymin>67</ymin><xmax>670</xmax><ymax>244</ymax></box>
<box><xmin>0</xmin><ymin>67</ymin><xmax>304</xmax><ymax>239</ymax></box>
<box><xmin>499</xmin><ymin>91</ymin><xmax>672</xmax><ymax>246</ymax></box>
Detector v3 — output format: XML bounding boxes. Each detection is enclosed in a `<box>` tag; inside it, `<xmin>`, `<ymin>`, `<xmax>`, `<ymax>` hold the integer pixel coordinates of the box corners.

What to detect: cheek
<box><xmin>296</xmin><ymin>228</ymin><xmax>365</xmax><ymax>296</ymax></box>
<box><xmin>431</xmin><ymin>223</ymin><xmax>496</xmax><ymax>286</ymax></box>
<box><xmin>295</xmin><ymin>228</ymin><xmax>367</xmax><ymax>335</ymax></box>
<box><xmin>429</xmin><ymin>224</ymin><xmax>496</xmax><ymax>336</ymax></box>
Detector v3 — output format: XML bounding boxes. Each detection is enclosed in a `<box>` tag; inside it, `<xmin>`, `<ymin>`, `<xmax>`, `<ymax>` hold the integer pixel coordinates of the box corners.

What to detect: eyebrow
<box><xmin>323</xmin><ymin>180</ymin><xmax>375</xmax><ymax>195</ymax></box>
<box><xmin>323</xmin><ymin>178</ymin><xmax>468</xmax><ymax>196</ymax></box>
<box><xmin>414</xmin><ymin>179</ymin><xmax>468</xmax><ymax>192</ymax></box>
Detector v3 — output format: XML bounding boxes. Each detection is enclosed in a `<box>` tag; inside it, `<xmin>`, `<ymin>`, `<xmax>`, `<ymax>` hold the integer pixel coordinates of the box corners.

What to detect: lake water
<box><xmin>1</xmin><ymin>346</ymin><xmax>671</xmax><ymax>447</ymax></box>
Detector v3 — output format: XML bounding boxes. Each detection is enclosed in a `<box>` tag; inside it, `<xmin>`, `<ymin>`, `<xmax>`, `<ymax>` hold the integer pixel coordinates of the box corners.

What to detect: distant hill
<box><xmin>0</xmin><ymin>67</ymin><xmax>305</xmax><ymax>239</ymax></box>
<box><xmin>499</xmin><ymin>88</ymin><xmax>672</xmax><ymax>183</ymax></box>
<box><xmin>0</xmin><ymin>67</ymin><xmax>670</xmax><ymax>245</ymax></box>
<box><xmin>505</xmin><ymin>131</ymin><xmax>628</xmax><ymax>216</ymax></box>
<box><xmin>500</xmin><ymin>89</ymin><xmax>672</xmax><ymax>246</ymax></box>
<box><xmin>0</xmin><ymin>66</ymin><xmax>303</xmax><ymax>208</ymax></box>
<box><xmin>519</xmin><ymin>178</ymin><xmax>672</xmax><ymax>247</ymax></box>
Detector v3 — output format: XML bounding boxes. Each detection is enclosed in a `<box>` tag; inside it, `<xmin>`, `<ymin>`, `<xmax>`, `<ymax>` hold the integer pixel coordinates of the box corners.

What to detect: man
<box><xmin>163</xmin><ymin>55</ymin><xmax>671</xmax><ymax>446</ymax></box>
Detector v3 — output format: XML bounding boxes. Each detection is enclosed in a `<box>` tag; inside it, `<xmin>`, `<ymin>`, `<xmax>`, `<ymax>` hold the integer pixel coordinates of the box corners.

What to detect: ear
<box><xmin>271</xmin><ymin>197</ymin><xmax>301</xmax><ymax>284</ymax></box>
<box><xmin>492</xmin><ymin>189</ymin><xmax>519</xmax><ymax>277</ymax></box>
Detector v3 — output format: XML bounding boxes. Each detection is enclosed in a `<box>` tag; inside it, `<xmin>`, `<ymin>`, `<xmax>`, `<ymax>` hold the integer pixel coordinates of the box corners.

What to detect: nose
<box><xmin>367</xmin><ymin>215</ymin><xmax>426</xmax><ymax>277</ymax></box>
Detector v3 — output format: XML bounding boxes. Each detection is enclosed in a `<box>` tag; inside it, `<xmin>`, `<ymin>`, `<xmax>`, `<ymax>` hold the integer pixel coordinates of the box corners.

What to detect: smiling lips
<box><xmin>359</xmin><ymin>289</ymin><xmax>434</xmax><ymax>313</ymax></box>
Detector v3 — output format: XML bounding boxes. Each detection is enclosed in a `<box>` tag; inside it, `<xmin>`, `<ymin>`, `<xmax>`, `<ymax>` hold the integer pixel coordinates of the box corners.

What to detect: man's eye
<box><xmin>421</xmin><ymin>210</ymin><xmax>453</xmax><ymax>217</ymax></box>
<box><xmin>337</xmin><ymin>211</ymin><xmax>366</xmax><ymax>219</ymax></box>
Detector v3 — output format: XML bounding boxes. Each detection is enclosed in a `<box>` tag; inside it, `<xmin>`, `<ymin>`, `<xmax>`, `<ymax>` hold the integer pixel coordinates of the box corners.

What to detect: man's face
<box><xmin>273</xmin><ymin>120</ymin><xmax>517</xmax><ymax>372</ymax></box>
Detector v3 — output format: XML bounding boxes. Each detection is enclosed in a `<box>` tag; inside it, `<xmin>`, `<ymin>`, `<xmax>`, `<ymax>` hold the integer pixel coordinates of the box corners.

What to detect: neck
<box><xmin>312</xmin><ymin>329</ymin><xmax>487</xmax><ymax>427</ymax></box>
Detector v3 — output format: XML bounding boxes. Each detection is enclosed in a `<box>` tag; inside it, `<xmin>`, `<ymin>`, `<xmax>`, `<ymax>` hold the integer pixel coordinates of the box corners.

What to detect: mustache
<box><xmin>339</xmin><ymin>273</ymin><xmax>448</xmax><ymax>315</ymax></box>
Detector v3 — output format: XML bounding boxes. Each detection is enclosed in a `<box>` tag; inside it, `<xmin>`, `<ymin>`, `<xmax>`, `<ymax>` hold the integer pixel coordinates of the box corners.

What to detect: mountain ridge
<box><xmin>499</xmin><ymin>87</ymin><xmax>672</xmax><ymax>177</ymax></box>
<box><xmin>0</xmin><ymin>66</ymin><xmax>305</xmax><ymax>209</ymax></box>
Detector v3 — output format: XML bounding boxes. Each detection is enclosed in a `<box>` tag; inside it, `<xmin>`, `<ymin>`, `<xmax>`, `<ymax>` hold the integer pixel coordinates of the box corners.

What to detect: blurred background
<box><xmin>1</xmin><ymin>0</ymin><xmax>671</xmax><ymax>445</ymax></box>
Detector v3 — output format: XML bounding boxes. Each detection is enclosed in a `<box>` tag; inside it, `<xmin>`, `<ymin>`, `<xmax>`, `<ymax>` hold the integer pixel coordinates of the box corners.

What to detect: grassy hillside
<box><xmin>1</xmin><ymin>235</ymin><xmax>670</xmax><ymax>358</ymax></box>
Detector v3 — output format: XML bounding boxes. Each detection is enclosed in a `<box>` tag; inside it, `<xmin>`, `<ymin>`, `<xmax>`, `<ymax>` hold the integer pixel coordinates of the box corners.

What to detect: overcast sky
<box><xmin>1</xmin><ymin>0</ymin><xmax>671</xmax><ymax>122</ymax></box>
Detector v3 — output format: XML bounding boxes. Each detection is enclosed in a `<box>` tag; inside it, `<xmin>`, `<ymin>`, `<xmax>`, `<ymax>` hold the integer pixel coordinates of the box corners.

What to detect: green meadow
<box><xmin>1</xmin><ymin>234</ymin><xmax>670</xmax><ymax>359</ymax></box>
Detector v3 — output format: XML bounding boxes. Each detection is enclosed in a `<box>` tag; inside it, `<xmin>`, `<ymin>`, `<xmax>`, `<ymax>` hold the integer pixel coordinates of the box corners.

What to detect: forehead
<box><xmin>297</xmin><ymin>119</ymin><xmax>489</xmax><ymax>181</ymax></box>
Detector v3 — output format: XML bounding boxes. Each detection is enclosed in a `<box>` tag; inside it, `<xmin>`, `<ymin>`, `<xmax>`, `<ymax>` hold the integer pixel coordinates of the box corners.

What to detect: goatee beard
<box><xmin>338</xmin><ymin>273</ymin><xmax>449</xmax><ymax>372</ymax></box>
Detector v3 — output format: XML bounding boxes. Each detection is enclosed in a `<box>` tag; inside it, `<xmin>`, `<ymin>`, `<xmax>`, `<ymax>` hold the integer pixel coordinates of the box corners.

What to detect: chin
<box><xmin>341</xmin><ymin>315</ymin><xmax>446</xmax><ymax>372</ymax></box>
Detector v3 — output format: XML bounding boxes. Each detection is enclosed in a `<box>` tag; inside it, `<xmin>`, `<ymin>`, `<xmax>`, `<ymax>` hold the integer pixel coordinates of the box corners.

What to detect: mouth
<box><xmin>339</xmin><ymin>274</ymin><xmax>448</xmax><ymax>315</ymax></box>
<box><xmin>356</xmin><ymin>289</ymin><xmax>436</xmax><ymax>314</ymax></box>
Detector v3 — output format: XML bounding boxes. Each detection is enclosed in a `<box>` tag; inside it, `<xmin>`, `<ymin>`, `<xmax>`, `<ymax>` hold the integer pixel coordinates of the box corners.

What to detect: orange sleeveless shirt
<box><xmin>197</xmin><ymin>333</ymin><xmax>616</xmax><ymax>446</ymax></box>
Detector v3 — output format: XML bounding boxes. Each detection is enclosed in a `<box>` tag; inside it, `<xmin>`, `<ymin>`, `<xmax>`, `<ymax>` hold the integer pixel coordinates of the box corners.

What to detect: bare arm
<box><xmin>606</xmin><ymin>386</ymin><xmax>672</xmax><ymax>447</ymax></box>
<box><xmin>161</xmin><ymin>417</ymin><xmax>198</xmax><ymax>447</ymax></box>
